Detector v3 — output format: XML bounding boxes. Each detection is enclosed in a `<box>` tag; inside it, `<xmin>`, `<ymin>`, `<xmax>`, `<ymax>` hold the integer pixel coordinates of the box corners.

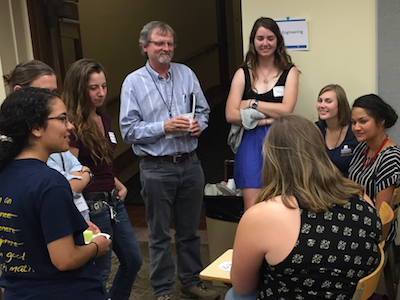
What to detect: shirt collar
<box><xmin>145</xmin><ymin>61</ymin><xmax>172</xmax><ymax>81</ymax></box>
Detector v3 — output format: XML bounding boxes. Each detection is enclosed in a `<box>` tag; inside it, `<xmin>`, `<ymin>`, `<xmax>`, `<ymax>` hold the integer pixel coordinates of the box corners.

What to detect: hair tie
<box><xmin>0</xmin><ymin>135</ymin><xmax>13</xmax><ymax>143</ymax></box>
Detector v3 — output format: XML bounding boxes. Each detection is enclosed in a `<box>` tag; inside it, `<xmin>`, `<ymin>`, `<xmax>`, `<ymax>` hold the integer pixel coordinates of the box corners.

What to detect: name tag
<box><xmin>341</xmin><ymin>145</ymin><xmax>353</xmax><ymax>156</ymax></box>
<box><xmin>273</xmin><ymin>86</ymin><xmax>285</xmax><ymax>97</ymax></box>
<box><xmin>108</xmin><ymin>131</ymin><xmax>117</xmax><ymax>144</ymax></box>
<box><xmin>74</xmin><ymin>194</ymin><xmax>89</xmax><ymax>212</ymax></box>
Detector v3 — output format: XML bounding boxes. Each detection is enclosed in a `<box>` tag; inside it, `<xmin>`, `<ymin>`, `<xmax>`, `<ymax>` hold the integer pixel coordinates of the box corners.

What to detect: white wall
<box><xmin>0</xmin><ymin>0</ymin><xmax>33</xmax><ymax>101</ymax></box>
<box><xmin>241</xmin><ymin>0</ymin><xmax>376</xmax><ymax>122</ymax></box>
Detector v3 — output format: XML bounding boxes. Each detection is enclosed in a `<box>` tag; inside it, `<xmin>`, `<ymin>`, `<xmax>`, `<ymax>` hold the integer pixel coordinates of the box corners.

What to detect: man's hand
<box><xmin>164</xmin><ymin>116</ymin><xmax>190</xmax><ymax>133</ymax></box>
<box><xmin>189</xmin><ymin>119</ymin><xmax>201</xmax><ymax>136</ymax></box>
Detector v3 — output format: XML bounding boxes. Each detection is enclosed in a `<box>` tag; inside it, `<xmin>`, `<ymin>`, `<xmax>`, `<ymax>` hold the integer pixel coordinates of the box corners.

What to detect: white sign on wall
<box><xmin>275</xmin><ymin>18</ymin><xmax>309</xmax><ymax>51</ymax></box>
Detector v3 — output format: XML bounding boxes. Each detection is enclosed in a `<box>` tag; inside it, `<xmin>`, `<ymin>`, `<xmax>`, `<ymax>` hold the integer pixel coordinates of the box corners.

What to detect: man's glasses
<box><xmin>48</xmin><ymin>114</ymin><xmax>70</xmax><ymax>125</ymax></box>
<box><xmin>149</xmin><ymin>41</ymin><xmax>174</xmax><ymax>48</ymax></box>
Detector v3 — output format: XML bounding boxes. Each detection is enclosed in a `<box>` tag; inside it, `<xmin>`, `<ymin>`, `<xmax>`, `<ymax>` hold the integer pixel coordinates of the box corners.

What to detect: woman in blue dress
<box><xmin>316</xmin><ymin>84</ymin><xmax>358</xmax><ymax>177</ymax></box>
<box><xmin>226</xmin><ymin>17</ymin><xmax>299</xmax><ymax>210</ymax></box>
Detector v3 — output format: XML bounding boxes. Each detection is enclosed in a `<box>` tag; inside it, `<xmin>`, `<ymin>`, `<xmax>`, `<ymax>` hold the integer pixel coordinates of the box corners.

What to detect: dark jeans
<box><xmin>140</xmin><ymin>153</ymin><xmax>204</xmax><ymax>296</ymax></box>
<box><xmin>88</xmin><ymin>197</ymin><xmax>142</xmax><ymax>300</ymax></box>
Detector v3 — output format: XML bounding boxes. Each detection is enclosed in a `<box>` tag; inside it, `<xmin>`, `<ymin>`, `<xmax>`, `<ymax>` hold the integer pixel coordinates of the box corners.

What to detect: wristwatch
<box><xmin>83</xmin><ymin>169</ymin><xmax>94</xmax><ymax>183</ymax></box>
<box><xmin>252</xmin><ymin>99</ymin><xmax>258</xmax><ymax>109</ymax></box>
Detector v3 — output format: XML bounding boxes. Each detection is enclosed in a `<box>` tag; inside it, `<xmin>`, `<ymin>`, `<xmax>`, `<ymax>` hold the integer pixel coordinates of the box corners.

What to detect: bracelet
<box><xmin>90</xmin><ymin>241</ymin><xmax>99</xmax><ymax>257</ymax></box>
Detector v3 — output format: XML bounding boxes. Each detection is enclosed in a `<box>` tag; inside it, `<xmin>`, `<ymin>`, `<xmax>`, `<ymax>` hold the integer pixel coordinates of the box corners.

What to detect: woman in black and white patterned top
<box><xmin>225</xmin><ymin>114</ymin><xmax>381</xmax><ymax>300</ymax></box>
<box><xmin>348</xmin><ymin>94</ymin><xmax>400</xmax><ymax>210</ymax></box>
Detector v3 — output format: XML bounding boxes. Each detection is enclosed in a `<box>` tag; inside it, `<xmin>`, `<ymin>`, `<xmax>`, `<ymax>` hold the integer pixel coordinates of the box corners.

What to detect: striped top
<box><xmin>348</xmin><ymin>142</ymin><xmax>400</xmax><ymax>202</ymax></box>
<box><xmin>119</xmin><ymin>61</ymin><xmax>210</xmax><ymax>157</ymax></box>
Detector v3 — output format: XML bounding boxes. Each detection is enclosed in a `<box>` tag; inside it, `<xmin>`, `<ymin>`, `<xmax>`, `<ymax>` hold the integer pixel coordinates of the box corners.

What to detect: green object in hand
<box><xmin>83</xmin><ymin>230</ymin><xmax>93</xmax><ymax>243</ymax></box>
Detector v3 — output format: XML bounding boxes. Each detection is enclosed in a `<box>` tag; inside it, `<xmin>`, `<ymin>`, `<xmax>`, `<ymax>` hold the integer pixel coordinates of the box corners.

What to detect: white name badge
<box><xmin>273</xmin><ymin>86</ymin><xmax>285</xmax><ymax>97</ymax></box>
<box><xmin>74</xmin><ymin>194</ymin><xmax>89</xmax><ymax>212</ymax></box>
<box><xmin>108</xmin><ymin>131</ymin><xmax>117</xmax><ymax>144</ymax></box>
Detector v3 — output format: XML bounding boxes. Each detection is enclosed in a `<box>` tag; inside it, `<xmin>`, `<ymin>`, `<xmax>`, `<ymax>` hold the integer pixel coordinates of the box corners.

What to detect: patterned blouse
<box><xmin>257</xmin><ymin>196</ymin><xmax>382</xmax><ymax>300</ymax></box>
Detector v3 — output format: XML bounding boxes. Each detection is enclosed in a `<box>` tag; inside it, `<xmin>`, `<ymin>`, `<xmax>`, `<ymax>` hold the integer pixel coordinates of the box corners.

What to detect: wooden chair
<box><xmin>352</xmin><ymin>242</ymin><xmax>385</xmax><ymax>300</ymax></box>
<box><xmin>383</xmin><ymin>188</ymin><xmax>400</xmax><ymax>299</ymax></box>
<box><xmin>379</xmin><ymin>201</ymin><xmax>394</xmax><ymax>242</ymax></box>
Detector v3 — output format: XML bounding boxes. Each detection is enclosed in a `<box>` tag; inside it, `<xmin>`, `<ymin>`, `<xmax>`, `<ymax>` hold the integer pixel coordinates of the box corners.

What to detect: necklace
<box><xmin>259</xmin><ymin>67</ymin><xmax>273</xmax><ymax>84</ymax></box>
<box><xmin>333</xmin><ymin>126</ymin><xmax>344</xmax><ymax>149</ymax></box>
<box><xmin>325</xmin><ymin>126</ymin><xmax>344</xmax><ymax>149</ymax></box>
<box><xmin>363</xmin><ymin>136</ymin><xmax>389</xmax><ymax>167</ymax></box>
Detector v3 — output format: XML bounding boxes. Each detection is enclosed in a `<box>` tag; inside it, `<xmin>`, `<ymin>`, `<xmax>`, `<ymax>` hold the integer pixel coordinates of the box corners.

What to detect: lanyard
<box><xmin>146</xmin><ymin>65</ymin><xmax>174</xmax><ymax>118</ymax></box>
<box><xmin>59</xmin><ymin>153</ymin><xmax>66</xmax><ymax>171</ymax></box>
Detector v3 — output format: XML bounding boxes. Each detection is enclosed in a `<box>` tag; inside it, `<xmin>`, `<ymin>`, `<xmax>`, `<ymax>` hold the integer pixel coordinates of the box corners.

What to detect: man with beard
<box><xmin>119</xmin><ymin>21</ymin><xmax>218</xmax><ymax>300</ymax></box>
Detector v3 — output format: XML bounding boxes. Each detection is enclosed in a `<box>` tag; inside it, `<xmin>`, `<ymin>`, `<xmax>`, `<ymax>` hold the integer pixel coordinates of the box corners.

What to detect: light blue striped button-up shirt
<box><xmin>120</xmin><ymin>61</ymin><xmax>210</xmax><ymax>157</ymax></box>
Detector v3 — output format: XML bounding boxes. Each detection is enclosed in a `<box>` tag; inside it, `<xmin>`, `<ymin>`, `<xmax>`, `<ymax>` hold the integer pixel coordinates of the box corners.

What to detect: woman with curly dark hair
<box><xmin>0</xmin><ymin>87</ymin><xmax>111</xmax><ymax>299</ymax></box>
<box><xmin>225</xmin><ymin>17</ymin><xmax>299</xmax><ymax>210</ymax></box>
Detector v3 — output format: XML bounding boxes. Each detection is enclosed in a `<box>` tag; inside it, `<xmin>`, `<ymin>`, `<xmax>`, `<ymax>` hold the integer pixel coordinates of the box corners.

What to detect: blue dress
<box><xmin>234</xmin><ymin>65</ymin><xmax>293</xmax><ymax>188</ymax></box>
<box><xmin>316</xmin><ymin>122</ymin><xmax>358</xmax><ymax>177</ymax></box>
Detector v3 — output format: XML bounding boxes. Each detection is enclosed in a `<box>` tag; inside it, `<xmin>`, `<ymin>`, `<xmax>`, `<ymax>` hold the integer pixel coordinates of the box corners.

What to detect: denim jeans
<box><xmin>225</xmin><ymin>287</ymin><xmax>258</xmax><ymax>300</ymax></box>
<box><xmin>140</xmin><ymin>153</ymin><xmax>204</xmax><ymax>296</ymax></box>
<box><xmin>89</xmin><ymin>197</ymin><xmax>142</xmax><ymax>300</ymax></box>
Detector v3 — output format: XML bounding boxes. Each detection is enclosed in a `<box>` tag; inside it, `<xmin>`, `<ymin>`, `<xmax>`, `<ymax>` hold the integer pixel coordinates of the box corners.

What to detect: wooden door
<box><xmin>26</xmin><ymin>0</ymin><xmax>83</xmax><ymax>93</ymax></box>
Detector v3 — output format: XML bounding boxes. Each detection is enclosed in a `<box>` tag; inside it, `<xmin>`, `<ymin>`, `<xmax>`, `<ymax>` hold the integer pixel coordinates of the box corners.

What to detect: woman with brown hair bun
<box><xmin>349</xmin><ymin>94</ymin><xmax>400</xmax><ymax>210</ymax></box>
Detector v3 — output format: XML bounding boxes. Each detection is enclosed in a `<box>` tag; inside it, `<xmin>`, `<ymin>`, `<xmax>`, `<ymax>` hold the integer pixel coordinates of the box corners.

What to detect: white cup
<box><xmin>181</xmin><ymin>113</ymin><xmax>193</xmax><ymax>132</ymax></box>
<box><xmin>226</xmin><ymin>178</ymin><xmax>236</xmax><ymax>191</ymax></box>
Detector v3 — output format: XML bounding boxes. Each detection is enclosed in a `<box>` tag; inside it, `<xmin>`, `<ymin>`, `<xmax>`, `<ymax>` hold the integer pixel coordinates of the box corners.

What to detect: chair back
<box><xmin>390</xmin><ymin>187</ymin><xmax>400</xmax><ymax>208</ymax></box>
<box><xmin>352</xmin><ymin>242</ymin><xmax>385</xmax><ymax>300</ymax></box>
<box><xmin>379</xmin><ymin>202</ymin><xmax>394</xmax><ymax>242</ymax></box>
<box><xmin>392</xmin><ymin>187</ymin><xmax>400</xmax><ymax>221</ymax></box>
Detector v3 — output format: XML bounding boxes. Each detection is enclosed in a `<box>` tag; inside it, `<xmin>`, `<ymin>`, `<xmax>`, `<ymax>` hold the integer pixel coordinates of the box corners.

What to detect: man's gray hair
<box><xmin>139</xmin><ymin>21</ymin><xmax>177</xmax><ymax>57</ymax></box>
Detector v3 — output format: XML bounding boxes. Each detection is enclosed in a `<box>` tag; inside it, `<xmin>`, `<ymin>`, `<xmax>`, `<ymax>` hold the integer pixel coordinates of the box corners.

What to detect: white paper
<box><xmin>219</xmin><ymin>261</ymin><xmax>232</xmax><ymax>272</ymax></box>
<box><xmin>275</xmin><ymin>18</ymin><xmax>309</xmax><ymax>51</ymax></box>
<box><xmin>273</xmin><ymin>86</ymin><xmax>285</xmax><ymax>97</ymax></box>
<box><xmin>74</xmin><ymin>194</ymin><xmax>89</xmax><ymax>212</ymax></box>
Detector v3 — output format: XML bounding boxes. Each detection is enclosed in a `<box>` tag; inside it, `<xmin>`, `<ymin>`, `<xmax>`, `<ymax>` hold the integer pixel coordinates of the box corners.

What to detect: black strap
<box><xmin>59</xmin><ymin>153</ymin><xmax>65</xmax><ymax>171</ymax></box>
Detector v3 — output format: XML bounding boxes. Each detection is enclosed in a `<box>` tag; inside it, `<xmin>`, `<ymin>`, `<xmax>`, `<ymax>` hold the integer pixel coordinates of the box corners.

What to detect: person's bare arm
<box><xmin>226</xmin><ymin>69</ymin><xmax>246</xmax><ymax>126</ymax></box>
<box><xmin>375</xmin><ymin>186</ymin><xmax>395</xmax><ymax>210</ymax></box>
<box><xmin>47</xmin><ymin>234</ymin><xmax>111</xmax><ymax>271</ymax></box>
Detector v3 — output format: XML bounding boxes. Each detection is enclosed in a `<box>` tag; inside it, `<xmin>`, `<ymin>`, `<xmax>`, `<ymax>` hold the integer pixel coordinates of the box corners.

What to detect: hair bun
<box><xmin>385</xmin><ymin>104</ymin><xmax>398</xmax><ymax>128</ymax></box>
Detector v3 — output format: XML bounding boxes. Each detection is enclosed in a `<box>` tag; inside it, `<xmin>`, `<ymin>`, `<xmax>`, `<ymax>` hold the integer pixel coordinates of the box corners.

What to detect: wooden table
<box><xmin>200</xmin><ymin>249</ymin><xmax>233</xmax><ymax>283</ymax></box>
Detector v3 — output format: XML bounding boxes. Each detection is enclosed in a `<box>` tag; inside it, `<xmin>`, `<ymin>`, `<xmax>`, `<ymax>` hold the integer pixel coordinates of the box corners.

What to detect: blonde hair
<box><xmin>256</xmin><ymin>114</ymin><xmax>363</xmax><ymax>212</ymax></box>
